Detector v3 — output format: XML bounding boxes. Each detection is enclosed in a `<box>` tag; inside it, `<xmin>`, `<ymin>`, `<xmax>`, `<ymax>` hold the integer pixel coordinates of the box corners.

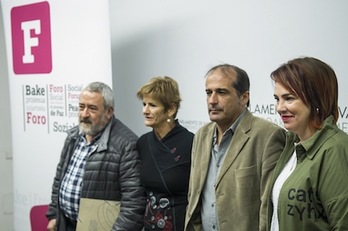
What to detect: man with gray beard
<box><xmin>46</xmin><ymin>82</ymin><xmax>145</xmax><ymax>231</ymax></box>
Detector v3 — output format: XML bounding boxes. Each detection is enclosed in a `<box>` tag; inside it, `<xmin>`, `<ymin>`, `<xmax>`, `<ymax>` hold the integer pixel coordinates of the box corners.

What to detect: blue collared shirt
<box><xmin>201</xmin><ymin>108</ymin><xmax>246</xmax><ymax>231</ymax></box>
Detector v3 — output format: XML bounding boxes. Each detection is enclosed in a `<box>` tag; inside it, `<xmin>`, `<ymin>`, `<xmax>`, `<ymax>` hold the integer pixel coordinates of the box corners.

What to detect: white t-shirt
<box><xmin>270</xmin><ymin>149</ymin><xmax>298</xmax><ymax>231</ymax></box>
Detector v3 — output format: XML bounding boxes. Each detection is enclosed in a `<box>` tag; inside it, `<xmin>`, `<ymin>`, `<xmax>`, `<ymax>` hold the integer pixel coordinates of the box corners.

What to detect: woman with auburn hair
<box><xmin>266</xmin><ymin>57</ymin><xmax>348</xmax><ymax>231</ymax></box>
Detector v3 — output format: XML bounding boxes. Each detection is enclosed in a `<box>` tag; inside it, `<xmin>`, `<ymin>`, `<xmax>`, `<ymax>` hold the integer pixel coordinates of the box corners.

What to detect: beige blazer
<box><xmin>184</xmin><ymin>110</ymin><xmax>285</xmax><ymax>231</ymax></box>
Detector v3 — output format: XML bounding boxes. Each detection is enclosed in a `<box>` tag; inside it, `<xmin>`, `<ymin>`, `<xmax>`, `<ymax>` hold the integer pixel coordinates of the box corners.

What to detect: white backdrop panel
<box><xmin>109</xmin><ymin>0</ymin><xmax>348</xmax><ymax>135</ymax></box>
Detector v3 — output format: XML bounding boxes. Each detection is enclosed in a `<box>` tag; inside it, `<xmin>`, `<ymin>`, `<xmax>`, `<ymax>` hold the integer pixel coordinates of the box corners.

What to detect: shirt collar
<box><xmin>293</xmin><ymin>115</ymin><xmax>337</xmax><ymax>160</ymax></box>
<box><xmin>213</xmin><ymin>108</ymin><xmax>247</xmax><ymax>144</ymax></box>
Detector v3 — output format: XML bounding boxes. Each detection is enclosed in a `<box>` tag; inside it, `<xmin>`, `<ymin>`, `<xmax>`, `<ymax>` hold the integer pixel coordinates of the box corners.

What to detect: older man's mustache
<box><xmin>80</xmin><ymin>119</ymin><xmax>92</xmax><ymax>124</ymax></box>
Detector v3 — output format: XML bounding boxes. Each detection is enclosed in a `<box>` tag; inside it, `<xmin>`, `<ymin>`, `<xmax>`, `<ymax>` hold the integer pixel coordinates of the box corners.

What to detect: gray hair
<box><xmin>82</xmin><ymin>82</ymin><xmax>114</xmax><ymax>109</ymax></box>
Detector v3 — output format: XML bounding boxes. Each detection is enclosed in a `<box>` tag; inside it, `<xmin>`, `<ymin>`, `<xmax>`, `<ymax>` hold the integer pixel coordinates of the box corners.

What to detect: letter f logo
<box><xmin>11</xmin><ymin>2</ymin><xmax>52</xmax><ymax>74</ymax></box>
<box><xmin>21</xmin><ymin>20</ymin><xmax>40</xmax><ymax>64</ymax></box>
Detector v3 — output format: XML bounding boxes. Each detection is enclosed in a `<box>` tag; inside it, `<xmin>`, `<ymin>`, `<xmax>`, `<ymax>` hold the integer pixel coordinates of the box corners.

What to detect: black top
<box><xmin>137</xmin><ymin>121</ymin><xmax>194</xmax><ymax>231</ymax></box>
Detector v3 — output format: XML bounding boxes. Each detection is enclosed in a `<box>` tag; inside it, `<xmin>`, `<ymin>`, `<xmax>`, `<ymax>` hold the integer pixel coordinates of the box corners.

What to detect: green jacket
<box><xmin>265</xmin><ymin>116</ymin><xmax>348</xmax><ymax>231</ymax></box>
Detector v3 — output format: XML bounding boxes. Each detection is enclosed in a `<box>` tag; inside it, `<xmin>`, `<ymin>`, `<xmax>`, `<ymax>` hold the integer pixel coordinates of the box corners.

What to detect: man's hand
<box><xmin>47</xmin><ymin>218</ymin><xmax>56</xmax><ymax>231</ymax></box>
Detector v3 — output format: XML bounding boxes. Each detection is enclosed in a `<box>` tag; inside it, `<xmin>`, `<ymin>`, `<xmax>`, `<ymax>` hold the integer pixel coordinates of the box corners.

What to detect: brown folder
<box><xmin>76</xmin><ymin>198</ymin><xmax>120</xmax><ymax>231</ymax></box>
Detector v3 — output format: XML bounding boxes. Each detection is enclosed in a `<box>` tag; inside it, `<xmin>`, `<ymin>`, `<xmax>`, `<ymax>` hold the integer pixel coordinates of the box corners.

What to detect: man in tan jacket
<box><xmin>184</xmin><ymin>64</ymin><xmax>285</xmax><ymax>231</ymax></box>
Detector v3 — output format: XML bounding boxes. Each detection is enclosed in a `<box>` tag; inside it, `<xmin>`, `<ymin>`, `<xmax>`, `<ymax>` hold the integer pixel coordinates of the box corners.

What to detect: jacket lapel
<box><xmin>215</xmin><ymin>111</ymin><xmax>253</xmax><ymax>187</ymax></box>
<box><xmin>198</xmin><ymin>123</ymin><xmax>215</xmax><ymax>188</ymax></box>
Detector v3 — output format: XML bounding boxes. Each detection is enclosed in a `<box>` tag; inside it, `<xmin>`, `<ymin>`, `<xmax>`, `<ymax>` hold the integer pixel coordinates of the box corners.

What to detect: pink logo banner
<box><xmin>11</xmin><ymin>1</ymin><xmax>52</xmax><ymax>74</ymax></box>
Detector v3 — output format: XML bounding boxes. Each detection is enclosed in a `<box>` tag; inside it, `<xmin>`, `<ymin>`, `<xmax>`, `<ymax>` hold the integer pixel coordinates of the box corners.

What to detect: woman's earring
<box><xmin>167</xmin><ymin>118</ymin><xmax>171</xmax><ymax>122</ymax></box>
<box><xmin>316</xmin><ymin>108</ymin><xmax>319</xmax><ymax>114</ymax></box>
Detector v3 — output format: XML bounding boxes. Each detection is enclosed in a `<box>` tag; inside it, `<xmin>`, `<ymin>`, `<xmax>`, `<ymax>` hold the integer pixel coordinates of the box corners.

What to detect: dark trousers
<box><xmin>66</xmin><ymin>218</ymin><xmax>76</xmax><ymax>231</ymax></box>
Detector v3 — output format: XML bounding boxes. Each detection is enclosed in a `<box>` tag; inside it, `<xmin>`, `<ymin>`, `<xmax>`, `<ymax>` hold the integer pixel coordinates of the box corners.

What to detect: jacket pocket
<box><xmin>235</xmin><ymin>165</ymin><xmax>257</xmax><ymax>189</ymax></box>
